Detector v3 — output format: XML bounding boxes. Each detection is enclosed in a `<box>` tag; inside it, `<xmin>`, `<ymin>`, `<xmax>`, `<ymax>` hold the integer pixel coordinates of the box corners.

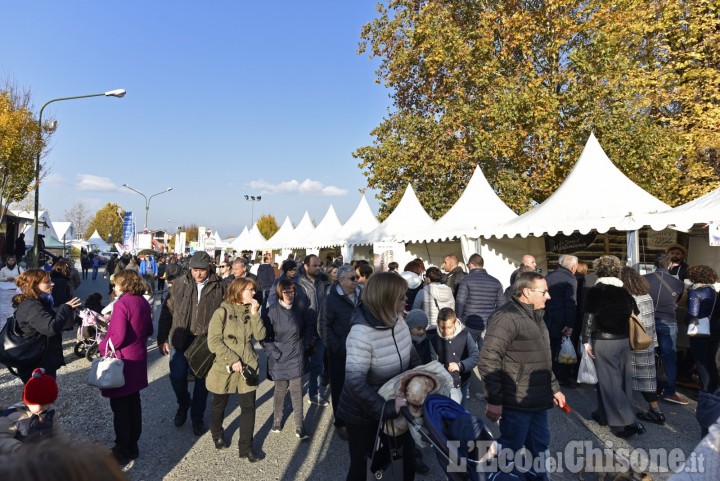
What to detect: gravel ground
<box><xmin>0</xmin><ymin>271</ymin><xmax>705</xmax><ymax>480</ymax></box>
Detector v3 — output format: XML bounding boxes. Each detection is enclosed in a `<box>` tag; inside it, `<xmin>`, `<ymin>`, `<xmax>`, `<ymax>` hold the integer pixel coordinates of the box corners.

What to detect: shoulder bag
<box><xmin>0</xmin><ymin>312</ymin><xmax>48</xmax><ymax>375</ymax></box>
<box><xmin>688</xmin><ymin>291</ymin><xmax>716</xmax><ymax>337</ymax></box>
<box><xmin>86</xmin><ymin>339</ymin><xmax>125</xmax><ymax>389</ymax></box>
<box><xmin>629</xmin><ymin>312</ymin><xmax>652</xmax><ymax>350</ymax></box>
<box><xmin>184</xmin><ymin>307</ymin><xmax>227</xmax><ymax>378</ymax></box>
<box><xmin>366</xmin><ymin>400</ymin><xmax>403</xmax><ymax>481</ymax></box>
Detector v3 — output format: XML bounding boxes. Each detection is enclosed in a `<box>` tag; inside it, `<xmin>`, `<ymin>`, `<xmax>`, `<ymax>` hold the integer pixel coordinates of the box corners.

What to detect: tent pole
<box><xmin>627</xmin><ymin>230</ymin><xmax>640</xmax><ymax>269</ymax></box>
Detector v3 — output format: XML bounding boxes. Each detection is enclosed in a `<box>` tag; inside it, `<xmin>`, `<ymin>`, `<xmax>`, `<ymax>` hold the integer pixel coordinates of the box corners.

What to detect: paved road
<box><xmin>0</xmin><ymin>269</ymin><xmax>706</xmax><ymax>480</ymax></box>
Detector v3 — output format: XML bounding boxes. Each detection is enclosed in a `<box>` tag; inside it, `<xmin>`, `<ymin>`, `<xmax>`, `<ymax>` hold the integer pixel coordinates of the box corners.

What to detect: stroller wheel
<box><xmin>73</xmin><ymin>342</ymin><xmax>87</xmax><ymax>358</ymax></box>
<box><xmin>86</xmin><ymin>345</ymin><xmax>100</xmax><ymax>361</ymax></box>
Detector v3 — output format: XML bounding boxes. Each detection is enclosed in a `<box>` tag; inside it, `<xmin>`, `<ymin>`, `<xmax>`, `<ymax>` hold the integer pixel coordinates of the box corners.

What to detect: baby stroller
<box><xmin>403</xmin><ymin>394</ymin><xmax>520</xmax><ymax>481</ymax></box>
<box><xmin>73</xmin><ymin>308</ymin><xmax>108</xmax><ymax>361</ymax></box>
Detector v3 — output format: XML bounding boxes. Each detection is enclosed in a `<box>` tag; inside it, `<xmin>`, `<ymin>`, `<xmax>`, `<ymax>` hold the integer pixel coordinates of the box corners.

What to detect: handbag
<box><xmin>85</xmin><ymin>339</ymin><xmax>125</xmax><ymax>389</ymax></box>
<box><xmin>688</xmin><ymin>291</ymin><xmax>716</xmax><ymax>337</ymax></box>
<box><xmin>629</xmin><ymin>313</ymin><xmax>652</xmax><ymax>350</ymax></box>
<box><xmin>184</xmin><ymin>308</ymin><xmax>228</xmax><ymax>379</ymax></box>
<box><xmin>0</xmin><ymin>312</ymin><xmax>48</xmax><ymax>374</ymax></box>
<box><xmin>366</xmin><ymin>401</ymin><xmax>403</xmax><ymax>481</ymax></box>
<box><xmin>577</xmin><ymin>345</ymin><xmax>598</xmax><ymax>384</ymax></box>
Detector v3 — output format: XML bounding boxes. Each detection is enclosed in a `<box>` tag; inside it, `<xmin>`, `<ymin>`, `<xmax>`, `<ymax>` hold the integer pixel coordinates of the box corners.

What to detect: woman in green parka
<box><xmin>207</xmin><ymin>277</ymin><xmax>266</xmax><ymax>462</ymax></box>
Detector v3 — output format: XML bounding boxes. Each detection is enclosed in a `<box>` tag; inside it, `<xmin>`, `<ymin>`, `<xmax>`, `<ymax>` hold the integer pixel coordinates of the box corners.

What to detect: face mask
<box><xmin>411</xmin><ymin>332</ymin><xmax>427</xmax><ymax>344</ymax></box>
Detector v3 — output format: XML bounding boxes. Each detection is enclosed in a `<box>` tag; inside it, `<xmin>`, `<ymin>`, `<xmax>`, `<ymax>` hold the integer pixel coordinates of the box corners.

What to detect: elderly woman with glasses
<box><xmin>582</xmin><ymin>256</ymin><xmax>644</xmax><ymax>439</ymax></box>
<box><xmin>318</xmin><ymin>264</ymin><xmax>362</xmax><ymax>440</ymax></box>
<box><xmin>207</xmin><ymin>277</ymin><xmax>266</xmax><ymax>462</ymax></box>
<box><xmin>262</xmin><ymin>278</ymin><xmax>314</xmax><ymax>440</ymax></box>
<box><xmin>337</xmin><ymin>272</ymin><xmax>421</xmax><ymax>481</ymax></box>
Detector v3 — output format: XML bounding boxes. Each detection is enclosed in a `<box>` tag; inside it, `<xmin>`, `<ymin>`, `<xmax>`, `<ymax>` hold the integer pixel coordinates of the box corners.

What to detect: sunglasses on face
<box><xmin>343</xmin><ymin>276</ymin><xmax>359</xmax><ymax>281</ymax></box>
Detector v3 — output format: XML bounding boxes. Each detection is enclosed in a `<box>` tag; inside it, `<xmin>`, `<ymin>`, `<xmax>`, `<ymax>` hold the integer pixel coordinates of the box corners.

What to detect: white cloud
<box><xmin>249</xmin><ymin>178</ymin><xmax>347</xmax><ymax>196</ymax></box>
<box><xmin>76</xmin><ymin>174</ymin><xmax>120</xmax><ymax>191</ymax></box>
<box><xmin>44</xmin><ymin>173</ymin><xmax>65</xmax><ymax>186</ymax></box>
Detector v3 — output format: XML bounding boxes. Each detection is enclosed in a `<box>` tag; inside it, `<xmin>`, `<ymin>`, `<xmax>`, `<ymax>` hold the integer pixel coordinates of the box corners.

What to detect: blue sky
<box><xmin>1</xmin><ymin>2</ymin><xmax>389</xmax><ymax>238</ymax></box>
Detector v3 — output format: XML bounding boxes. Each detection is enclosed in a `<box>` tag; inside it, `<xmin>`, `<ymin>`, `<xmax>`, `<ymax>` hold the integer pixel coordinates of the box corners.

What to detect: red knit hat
<box><xmin>23</xmin><ymin>368</ymin><xmax>58</xmax><ymax>405</ymax></box>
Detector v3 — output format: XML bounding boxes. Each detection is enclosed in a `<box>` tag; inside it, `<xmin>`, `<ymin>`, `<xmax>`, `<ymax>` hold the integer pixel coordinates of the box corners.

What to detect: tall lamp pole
<box><xmin>32</xmin><ymin>89</ymin><xmax>126</xmax><ymax>267</ymax></box>
<box><xmin>244</xmin><ymin>195</ymin><xmax>262</xmax><ymax>224</ymax></box>
<box><xmin>122</xmin><ymin>185</ymin><xmax>173</xmax><ymax>230</ymax></box>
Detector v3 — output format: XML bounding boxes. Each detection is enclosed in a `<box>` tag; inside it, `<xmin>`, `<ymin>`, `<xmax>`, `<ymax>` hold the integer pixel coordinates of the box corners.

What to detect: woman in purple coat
<box><xmin>99</xmin><ymin>269</ymin><xmax>154</xmax><ymax>465</ymax></box>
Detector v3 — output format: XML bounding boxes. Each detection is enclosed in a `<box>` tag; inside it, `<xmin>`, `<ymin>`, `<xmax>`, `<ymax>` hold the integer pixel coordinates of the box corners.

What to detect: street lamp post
<box><xmin>122</xmin><ymin>185</ymin><xmax>173</xmax><ymax>230</ymax></box>
<box><xmin>32</xmin><ymin>89</ymin><xmax>126</xmax><ymax>267</ymax></box>
<box><xmin>244</xmin><ymin>195</ymin><xmax>262</xmax><ymax>224</ymax></box>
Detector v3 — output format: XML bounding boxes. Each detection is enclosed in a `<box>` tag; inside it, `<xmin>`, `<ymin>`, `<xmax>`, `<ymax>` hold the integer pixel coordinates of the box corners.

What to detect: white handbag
<box><xmin>85</xmin><ymin>339</ymin><xmax>125</xmax><ymax>389</ymax></box>
<box><xmin>688</xmin><ymin>293</ymin><xmax>716</xmax><ymax>337</ymax></box>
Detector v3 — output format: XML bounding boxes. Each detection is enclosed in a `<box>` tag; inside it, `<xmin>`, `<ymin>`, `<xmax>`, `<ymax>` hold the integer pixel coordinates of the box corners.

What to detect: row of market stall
<box><xmin>225</xmin><ymin>133</ymin><xmax>720</xmax><ymax>287</ymax></box>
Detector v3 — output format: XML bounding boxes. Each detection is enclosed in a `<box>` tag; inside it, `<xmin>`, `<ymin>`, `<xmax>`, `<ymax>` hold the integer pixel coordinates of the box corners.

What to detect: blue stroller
<box><xmin>403</xmin><ymin>394</ymin><xmax>520</xmax><ymax>481</ymax></box>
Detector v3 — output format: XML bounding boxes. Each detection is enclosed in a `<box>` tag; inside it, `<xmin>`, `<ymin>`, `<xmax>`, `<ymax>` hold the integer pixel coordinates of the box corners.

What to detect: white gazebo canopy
<box><xmin>283</xmin><ymin>212</ymin><xmax>315</xmax><ymax>249</ymax></box>
<box><xmin>87</xmin><ymin>230</ymin><xmax>111</xmax><ymax>251</ymax></box>
<box><xmin>326</xmin><ymin>195</ymin><xmax>379</xmax><ymax>248</ymax></box>
<box><xmin>397</xmin><ymin>165</ymin><xmax>518</xmax><ymax>243</ymax></box>
<box><xmin>295</xmin><ymin>205</ymin><xmax>343</xmax><ymax>249</ymax></box>
<box><xmin>264</xmin><ymin>216</ymin><xmax>295</xmax><ymax>250</ymax></box>
<box><xmin>489</xmin><ymin>133</ymin><xmax>670</xmax><ymax>238</ymax></box>
<box><xmin>641</xmin><ymin>186</ymin><xmax>720</xmax><ymax>232</ymax></box>
<box><xmin>358</xmin><ymin>184</ymin><xmax>434</xmax><ymax>245</ymax></box>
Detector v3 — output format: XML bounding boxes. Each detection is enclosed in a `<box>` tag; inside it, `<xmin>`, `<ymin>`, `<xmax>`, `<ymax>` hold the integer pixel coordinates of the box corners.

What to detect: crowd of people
<box><xmin>1</xmin><ymin>242</ymin><xmax>719</xmax><ymax>481</ymax></box>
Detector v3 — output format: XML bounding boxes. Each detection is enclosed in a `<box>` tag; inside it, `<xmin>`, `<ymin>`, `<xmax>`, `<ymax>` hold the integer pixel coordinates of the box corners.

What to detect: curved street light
<box><xmin>32</xmin><ymin>89</ymin><xmax>126</xmax><ymax>267</ymax></box>
<box><xmin>122</xmin><ymin>184</ymin><xmax>173</xmax><ymax>230</ymax></box>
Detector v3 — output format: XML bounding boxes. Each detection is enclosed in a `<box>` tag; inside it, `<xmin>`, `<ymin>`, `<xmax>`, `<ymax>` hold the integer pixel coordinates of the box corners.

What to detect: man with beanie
<box><xmin>158</xmin><ymin>251</ymin><xmax>225</xmax><ymax>436</ymax></box>
<box><xmin>0</xmin><ymin>368</ymin><xmax>58</xmax><ymax>453</ymax></box>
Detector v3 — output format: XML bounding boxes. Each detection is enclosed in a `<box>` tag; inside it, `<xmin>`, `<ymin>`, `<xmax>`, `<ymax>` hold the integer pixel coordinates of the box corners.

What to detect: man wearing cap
<box><xmin>158</xmin><ymin>251</ymin><xmax>226</xmax><ymax>436</ymax></box>
<box><xmin>667</xmin><ymin>244</ymin><xmax>689</xmax><ymax>281</ymax></box>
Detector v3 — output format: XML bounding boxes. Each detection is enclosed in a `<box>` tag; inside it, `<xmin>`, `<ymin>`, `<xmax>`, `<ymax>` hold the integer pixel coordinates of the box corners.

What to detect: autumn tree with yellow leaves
<box><xmin>354</xmin><ymin>0</ymin><xmax>720</xmax><ymax>219</ymax></box>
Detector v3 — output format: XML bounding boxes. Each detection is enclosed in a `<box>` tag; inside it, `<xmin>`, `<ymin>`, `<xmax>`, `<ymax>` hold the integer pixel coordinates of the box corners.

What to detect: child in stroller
<box><xmin>73</xmin><ymin>293</ymin><xmax>108</xmax><ymax>361</ymax></box>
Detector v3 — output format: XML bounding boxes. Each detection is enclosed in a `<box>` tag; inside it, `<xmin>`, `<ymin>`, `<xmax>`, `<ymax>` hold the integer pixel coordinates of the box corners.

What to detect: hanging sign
<box><xmin>545</xmin><ymin>232</ymin><xmax>597</xmax><ymax>254</ymax></box>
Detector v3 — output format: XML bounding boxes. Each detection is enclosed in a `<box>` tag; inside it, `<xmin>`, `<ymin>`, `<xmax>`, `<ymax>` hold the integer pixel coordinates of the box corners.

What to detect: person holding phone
<box><xmin>206</xmin><ymin>278</ymin><xmax>266</xmax><ymax>462</ymax></box>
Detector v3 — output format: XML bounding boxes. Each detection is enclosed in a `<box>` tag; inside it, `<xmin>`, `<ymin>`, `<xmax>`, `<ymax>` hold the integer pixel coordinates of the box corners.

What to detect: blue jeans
<box><xmin>169</xmin><ymin>345</ymin><xmax>209</xmax><ymax>421</ymax></box>
<box><xmin>498</xmin><ymin>408</ymin><xmax>550</xmax><ymax>463</ymax></box>
<box><xmin>307</xmin><ymin>337</ymin><xmax>326</xmax><ymax>398</ymax></box>
<box><xmin>655</xmin><ymin>318</ymin><xmax>677</xmax><ymax>396</ymax></box>
<box><xmin>92</xmin><ymin>266</ymin><xmax>99</xmax><ymax>280</ymax></box>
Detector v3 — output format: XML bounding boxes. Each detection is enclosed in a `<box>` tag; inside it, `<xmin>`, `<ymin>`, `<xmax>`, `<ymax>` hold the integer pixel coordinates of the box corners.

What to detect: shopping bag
<box><xmin>577</xmin><ymin>346</ymin><xmax>597</xmax><ymax>384</ymax></box>
<box><xmin>558</xmin><ymin>336</ymin><xmax>577</xmax><ymax>364</ymax></box>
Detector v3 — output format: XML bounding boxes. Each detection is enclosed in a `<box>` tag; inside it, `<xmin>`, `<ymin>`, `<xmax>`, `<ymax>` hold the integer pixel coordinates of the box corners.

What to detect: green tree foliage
<box><xmin>0</xmin><ymin>84</ymin><xmax>47</xmax><ymax>223</ymax></box>
<box><xmin>354</xmin><ymin>0</ymin><xmax>720</xmax><ymax>219</ymax></box>
<box><xmin>256</xmin><ymin>214</ymin><xmax>279</xmax><ymax>240</ymax></box>
<box><xmin>84</xmin><ymin>203</ymin><xmax>124</xmax><ymax>243</ymax></box>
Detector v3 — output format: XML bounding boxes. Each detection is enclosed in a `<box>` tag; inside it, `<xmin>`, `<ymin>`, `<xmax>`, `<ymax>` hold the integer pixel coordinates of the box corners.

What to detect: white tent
<box><xmin>397</xmin><ymin>165</ymin><xmax>518</xmax><ymax>243</ymax></box>
<box><xmin>358</xmin><ymin>184</ymin><xmax>434</xmax><ymax>245</ymax></box>
<box><xmin>488</xmin><ymin>133</ymin><xmax>670</xmax><ymax>238</ymax></box>
<box><xmin>294</xmin><ymin>205</ymin><xmax>343</xmax><ymax>253</ymax></box>
<box><xmin>51</xmin><ymin>222</ymin><xmax>74</xmax><ymax>242</ymax></box>
<box><xmin>283</xmin><ymin>212</ymin><xmax>315</xmax><ymax>250</ymax></box>
<box><xmin>264</xmin><ymin>216</ymin><xmax>296</xmax><ymax>255</ymax></box>
<box><xmin>87</xmin><ymin>230</ymin><xmax>111</xmax><ymax>251</ymax></box>
<box><xmin>229</xmin><ymin>227</ymin><xmax>250</xmax><ymax>251</ymax></box>
<box><xmin>324</xmin><ymin>196</ymin><xmax>379</xmax><ymax>260</ymax></box>
<box><xmin>641</xmin><ymin>186</ymin><xmax>720</xmax><ymax>232</ymax></box>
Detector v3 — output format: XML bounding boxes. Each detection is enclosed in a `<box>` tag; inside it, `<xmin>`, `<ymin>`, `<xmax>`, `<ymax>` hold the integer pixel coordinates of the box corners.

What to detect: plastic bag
<box><xmin>577</xmin><ymin>346</ymin><xmax>598</xmax><ymax>384</ymax></box>
<box><xmin>557</xmin><ymin>336</ymin><xmax>577</xmax><ymax>364</ymax></box>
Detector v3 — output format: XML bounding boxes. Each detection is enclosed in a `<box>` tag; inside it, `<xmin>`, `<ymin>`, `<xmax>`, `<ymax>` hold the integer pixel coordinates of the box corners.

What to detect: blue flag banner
<box><xmin>122</xmin><ymin>212</ymin><xmax>136</xmax><ymax>254</ymax></box>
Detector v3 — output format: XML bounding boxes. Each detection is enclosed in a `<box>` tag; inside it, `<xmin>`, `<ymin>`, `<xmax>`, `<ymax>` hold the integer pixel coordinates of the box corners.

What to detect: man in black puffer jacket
<box><xmin>479</xmin><ymin>271</ymin><xmax>565</xmax><ymax>481</ymax></box>
<box><xmin>318</xmin><ymin>264</ymin><xmax>361</xmax><ymax>440</ymax></box>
